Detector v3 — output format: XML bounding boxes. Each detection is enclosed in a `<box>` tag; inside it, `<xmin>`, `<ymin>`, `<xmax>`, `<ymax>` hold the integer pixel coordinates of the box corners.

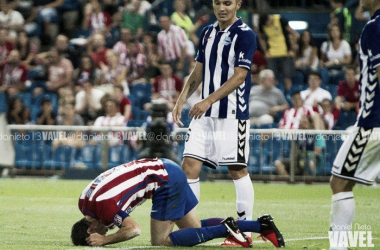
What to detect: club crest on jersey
<box><xmin>224</xmin><ymin>36</ymin><xmax>232</xmax><ymax>46</ymax></box>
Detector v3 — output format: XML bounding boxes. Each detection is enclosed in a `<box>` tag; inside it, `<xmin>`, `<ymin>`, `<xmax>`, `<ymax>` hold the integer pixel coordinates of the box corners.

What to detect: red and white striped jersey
<box><xmin>78</xmin><ymin>159</ymin><xmax>169</xmax><ymax>228</ymax></box>
<box><xmin>157</xmin><ymin>25</ymin><xmax>187</xmax><ymax>62</ymax></box>
<box><xmin>279</xmin><ymin>107</ymin><xmax>313</xmax><ymax>129</ymax></box>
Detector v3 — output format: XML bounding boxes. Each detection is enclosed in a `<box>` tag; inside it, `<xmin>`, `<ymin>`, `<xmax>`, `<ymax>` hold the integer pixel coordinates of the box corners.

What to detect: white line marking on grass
<box><xmin>204</xmin><ymin>236</ymin><xmax>330</xmax><ymax>246</ymax></box>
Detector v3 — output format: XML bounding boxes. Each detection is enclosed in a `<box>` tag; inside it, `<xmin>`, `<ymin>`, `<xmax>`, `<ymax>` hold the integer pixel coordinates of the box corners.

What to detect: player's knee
<box><xmin>228</xmin><ymin>166</ymin><xmax>248</xmax><ymax>180</ymax></box>
<box><xmin>330</xmin><ymin>175</ymin><xmax>355</xmax><ymax>194</ymax></box>
<box><xmin>181</xmin><ymin>158</ymin><xmax>202</xmax><ymax>179</ymax></box>
<box><xmin>151</xmin><ymin>236</ymin><xmax>171</xmax><ymax>246</ymax></box>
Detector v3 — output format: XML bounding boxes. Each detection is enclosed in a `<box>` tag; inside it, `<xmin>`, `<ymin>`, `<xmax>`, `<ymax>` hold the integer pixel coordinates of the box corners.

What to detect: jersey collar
<box><xmin>213</xmin><ymin>17</ymin><xmax>243</xmax><ymax>33</ymax></box>
<box><xmin>371</xmin><ymin>9</ymin><xmax>380</xmax><ymax>20</ymax></box>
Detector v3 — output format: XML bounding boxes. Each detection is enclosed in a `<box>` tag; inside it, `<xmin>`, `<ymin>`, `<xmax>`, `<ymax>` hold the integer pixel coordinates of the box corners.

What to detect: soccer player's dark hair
<box><xmin>71</xmin><ymin>218</ymin><xmax>90</xmax><ymax>246</ymax></box>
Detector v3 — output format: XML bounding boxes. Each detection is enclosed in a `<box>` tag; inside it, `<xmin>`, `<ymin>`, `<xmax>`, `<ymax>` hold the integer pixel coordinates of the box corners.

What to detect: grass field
<box><xmin>0</xmin><ymin>178</ymin><xmax>379</xmax><ymax>250</ymax></box>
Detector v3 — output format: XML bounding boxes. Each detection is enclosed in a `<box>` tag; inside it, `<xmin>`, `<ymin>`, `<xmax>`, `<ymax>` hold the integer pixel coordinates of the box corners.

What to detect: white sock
<box><xmin>187</xmin><ymin>178</ymin><xmax>200</xmax><ymax>201</ymax></box>
<box><xmin>233</xmin><ymin>174</ymin><xmax>254</xmax><ymax>220</ymax></box>
<box><xmin>330</xmin><ymin>192</ymin><xmax>355</xmax><ymax>231</ymax></box>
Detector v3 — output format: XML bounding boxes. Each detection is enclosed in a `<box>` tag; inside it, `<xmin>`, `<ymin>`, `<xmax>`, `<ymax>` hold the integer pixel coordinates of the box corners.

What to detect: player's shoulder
<box><xmin>235</xmin><ymin>20</ymin><xmax>255</xmax><ymax>35</ymax></box>
<box><xmin>363</xmin><ymin>16</ymin><xmax>380</xmax><ymax>35</ymax></box>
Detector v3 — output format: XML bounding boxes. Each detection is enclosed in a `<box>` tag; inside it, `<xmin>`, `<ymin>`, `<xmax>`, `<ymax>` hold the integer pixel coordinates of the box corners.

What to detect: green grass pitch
<box><xmin>0</xmin><ymin>178</ymin><xmax>379</xmax><ymax>250</ymax></box>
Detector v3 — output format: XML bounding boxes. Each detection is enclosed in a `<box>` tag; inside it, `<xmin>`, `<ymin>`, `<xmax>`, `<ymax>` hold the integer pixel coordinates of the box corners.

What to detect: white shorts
<box><xmin>332</xmin><ymin>127</ymin><xmax>380</xmax><ymax>185</ymax></box>
<box><xmin>183</xmin><ymin>116</ymin><xmax>250</xmax><ymax>168</ymax></box>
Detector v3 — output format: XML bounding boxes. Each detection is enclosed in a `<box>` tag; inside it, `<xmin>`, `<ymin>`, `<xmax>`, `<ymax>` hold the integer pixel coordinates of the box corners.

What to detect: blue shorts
<box><xmin>151</xmin><ymin>158</ymin><xmax>198</xmax><ymax>221</ymax></box>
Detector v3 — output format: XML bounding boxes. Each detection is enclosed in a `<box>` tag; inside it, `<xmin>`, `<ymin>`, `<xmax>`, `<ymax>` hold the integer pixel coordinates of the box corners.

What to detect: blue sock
<box><xmin>201</xmin><ymin>218</ymin><xmax>261</xmax><ymax>233</ymax></box>
<box><xmin>237</xmin><ymin>220</ymin><xmax>261</xmax><ymax>233</ymax></box>
<box><xmin>201</xmin><ymin>218</ymin><xmax>224</xmax><ymax>227</ymax></box>
<box><xmin>169</xmin><ymin>225</ymin><xmax>227</xmax><ymax>246</ymax></box>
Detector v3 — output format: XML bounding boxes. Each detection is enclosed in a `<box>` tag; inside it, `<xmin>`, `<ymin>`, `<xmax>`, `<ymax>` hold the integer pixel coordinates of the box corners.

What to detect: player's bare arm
<box><xmin>172</xmin><ymin>62</ymin><xmax>203</xmax><ymax>126</ymax></box>
<box><xmin>86</xmin><ymin>216</ymin><xmax>141</xmax><ymax>246</ymax></box>
<box><xmin>189</xmin><ymin>67</ymin><xmax>248</xmax><ymax>119</ymax></box>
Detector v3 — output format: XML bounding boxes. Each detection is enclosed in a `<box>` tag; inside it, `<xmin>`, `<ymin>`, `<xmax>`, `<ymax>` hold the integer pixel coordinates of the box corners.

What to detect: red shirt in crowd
<box><xmin>0</xmin><ymin>61</ymin><xmax>28</xmax><ymax>88</ymax></box>
<box><xmin>153</xmin><ymin>74</ymin><xmax>183</xmax><ymax>102</ymax></box>
<box><xmin>0</xmin><ymin>41</ymin><xmax>15</xmax><ymax>63</ymax></box>
<box><xmin>120</xmin><ymin>96</ymin><xmax>133</xmax><ymax>120</ymax></box>
<box><xmin>337</xmin><ymin>80</ymin><xmax>360</xmax><ymax>103</ymax></box>
<box><xmin>91</xmin><ymin>48</ymin><xmax>109</xmax><ymax>68</ymax></box>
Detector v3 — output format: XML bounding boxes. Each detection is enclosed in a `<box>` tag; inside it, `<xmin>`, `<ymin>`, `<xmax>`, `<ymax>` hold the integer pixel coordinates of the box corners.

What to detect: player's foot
<box><xmin>257</xmin><ymin>214</ymin><xmax>285</xmax><ymax>248</ymax></box>
<box><xmin>221</xmin><ymin>233</ymin><xmax>253</xmax><ymax>247</ymax></box>
<box><xmin>221</xmin><ymin>217</ymin><xmax>252</xmax><ymax>248</ymax></box>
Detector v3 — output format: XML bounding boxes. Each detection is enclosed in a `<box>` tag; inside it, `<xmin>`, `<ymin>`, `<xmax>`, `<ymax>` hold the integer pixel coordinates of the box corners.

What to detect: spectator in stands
<box><xmin>150</xmin><ymin>63</ymin><xmax>182</xmax><ymax>111</ymax></box>
<box><xmin>142</xmin><ymin>32</ymin><xmax>160</xmax><ymax>82</ymax></box>
<box><xmin>171</xmin><ymin>0</ymin><xmax>209</xmax><ymax>47</ymax></box>
<box><xmin>99</xmin><ymin>49</ymin><xmax>128</xmax><ymax>95</ymax></box>
<box><xmin>89</xmin><ymin>33</ymin><xmax>109</xmax><ymax>68</ymax></box>
<box><xmin>258</xmin><ymin>14</ymin><xmax>299</xmax><ymax>92</ymax></box>
<box><xmin>320</xmin><ymin>98</ymin><xmax>336</xmax><ymax>130</ymax></box>
<box><xmin>124</xmin><ymin>0</ymin><xmax>151</xmax><ymax>17</ymax></box>
<box><xmin>53</xmin><ymin>102</ymin><xmax>85</xmax><ymax>150</ymax></box>
<box><xmin>113</xmin><ymin>85</ymin><xmax>132</xmax><ymax>123</ymax></box>
<box><xmin>6</xmin><ymin>96</ymin><xmax>30</xmax><ymax>124</ymax></box>
<box><xmin>279</xmin><ymin>91</ymin><xmax>313</xmax><ymax>129</ymax></box>
<box><xmin>45</xmin><ymin>47</ymin><xmax>74</xmax><ymax>92</ymax></box>
<box><xmin>275</xmin><ymin>115</ymin><xmax>326</xmax><ymax>176</ymax></box>
<box><xmin>295</xmin><ymin>30</ymin><xmax>319</xmax><ymax>83</ymax></box>
<box><xmin>320</xmin><ymin>24</ymin><xmax>352</xmax><ymax>84</ymax></box>
<box><xmin>55</xmin><ymin>34</ymin><xmax>80</xmax><ymax>68</ymax></box>
<box><xmin>300</xmin><ymin>71</ymin><xmax>332</xmax><ymax>110</ymax></box>
<box><xmin>157</xmin><ymin>15</ymin><xmax>187</xmax><ymax>75</ymax></box>
<box><xmin>58</xmin><ymin>87</ymin><xmax>75</xmax><ymax>114</ymax></box>
<box><xmin>0</xmin><ymin>1</ymin><xmax>24</xmax><ymax>39</ymax></box>
<box><xmin>93</xmin><ymin>98</ymin><xmax>126</xmax><ymax>145</ymax></box>
<box><xmin>0</xmin><ymin>28</ymin><xmax>14</xmax><ymax>65</ymax></box>
<box><xmin>75</xmin><ymin>80</ymin><xmax>105</xmax><ymax>124</ymax></box>
<box><xmin>251</xmin><ymin>50</ymin><xmax>267</xmax><ymax>85</ymax></box>
<box><xmin>37</xmin><ymin>97</ymin><xmax>57</xmax><ymax>125</ymax></box>
<box><xmin>335</xmin><ymin>66</ymin><xmax>360</xmax><ymax>112</ymax></box>
<box><xmin>82</xmin><ymin>0</ymin><xmax>111</xmax><ymax>35</ymax></box>
<box><xmin>113</xmin><ymin>28</ymin><xmax>132</xmax><ymax>56</ymax></box>
<box><xmin>29</xmin><ymin>0</ymin><xmax>64</xmax><ymax>43</ymax></box>
<box><xmin>123</xmin><ymin>39</ymin><xmax>146</xmax><ymax>86</ymax></box>
<box><xmin>73</xmin><ymin>54</ymin><xmax>102</xmax><ymax>92</ymax></box>
<box><xmin>121</xmin><ymin>0</ymin><xmax>145</xmax><ymax>40</ymax></box>
<box><xmin>249</xmin><ymin>69</ymin><xmax>289</xmax><ymax>126</ymax></box>
<box><xmin>0</xmin><ymin>49</ymin><xmax>28</xmax><ymax>96</ymax></box>
<box><xmin>16</xmin><ymin>31</ymin><xmax>38</xmax><ymax>69</ymax></box>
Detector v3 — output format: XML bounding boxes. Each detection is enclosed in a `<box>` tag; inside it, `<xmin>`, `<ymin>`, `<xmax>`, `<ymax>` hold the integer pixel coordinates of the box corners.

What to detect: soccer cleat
<box><xmin>221</xmin><ymin>217</ymin><xmax>253</xmax><ymax>248</ymax></box>
<box><xmin>257</xmin><ymin>214</ymin><xmax>285</xmax><ymax>248</ymax></box>
<box><xmin>221</xmin><ymin>233</ymin><xmax>253</xmax><ymax>247</ymax></box>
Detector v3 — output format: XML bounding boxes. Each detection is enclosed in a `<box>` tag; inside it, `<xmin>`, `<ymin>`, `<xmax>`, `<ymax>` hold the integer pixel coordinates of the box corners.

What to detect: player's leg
<box><xmin>216</xmin><ymin>118</ymin><xmax>253</xmax><ymax>221</ymax></box>
<box><xmin>329</xmin><ymin>127</ymin><xmax>380</xmax><ymax>249</ymax></box>
<box><xmin>150</xmin><ymin>218</ymin><xmax>176</xmax><ymax>246</ymax></box>
<box><xmin>181</xmin><ymin>157</ymin><xmax>203</xmax><ymax>201</ymax></box>
<box><xmin>182</xmin><ymin>117</ymin><xmax>218</xmax><ymax>201</ymax></box>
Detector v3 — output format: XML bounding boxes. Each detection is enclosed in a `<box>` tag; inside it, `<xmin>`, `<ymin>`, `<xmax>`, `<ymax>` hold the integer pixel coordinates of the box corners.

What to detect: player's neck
<box><xmin>218</xmin><ymin>16</ymin><xmax>238</xmax><ymax>30</ymax></box>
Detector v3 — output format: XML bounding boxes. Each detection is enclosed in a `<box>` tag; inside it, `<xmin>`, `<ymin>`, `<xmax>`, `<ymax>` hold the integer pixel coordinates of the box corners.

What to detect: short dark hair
<box><xmin>291</xmin><ymin>90</ymin><xmax>301</xmax><ymax>98</ymax></box>
<box><xmin>309</xmin><ymin>70</ymin><xmax>321</xmax><ymax>79</ymax></box>
<box><xmin>71</xmin><ymin>218</ymin><xmax>90</xmax><ymax>246</ymax></box>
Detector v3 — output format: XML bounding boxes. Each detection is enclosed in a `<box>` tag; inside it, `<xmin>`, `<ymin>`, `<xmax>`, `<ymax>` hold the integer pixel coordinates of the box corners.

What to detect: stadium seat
<box><xmin>109</xmin><ymin>145</ymin><xmax>125</xmax><ymax>168</ymax></box>
<box><xmin>76</xmin><ymin>145</ymin><xmax>97</xmax><ymax>169</ymax></box>
<box><xmin>17</xmin><ymin>92</ymin><xmax>32</xmax><ymax>108</ymax></box>
<box><xmin>44</xmin><ymin>146</ymin><xmax>77</xmax><ymax>169</ymax></box>
<box><xmin>324</xmin><ymin>84</ymin><xmax>338</xmax><ymax>100</ymax></box>
<box><xmin>129</xmin><ymin>83</ymin><xmax>152</xmax><ymax>110</ymax></box>
<box><xmin>247</xmin><ymin>147</ymin><xmax>261</xmax><ymax>174</ymax></box>
<box><xmin>334</xmin><ymin>110</ymin><xmax>357</xmax><ymax>130</ymax></box>
<box><xmin>15</xmin><ymin>144</ymin><xmax>44</xmax><ymax>169</ymax></box>
<box><xmin>0</xmin><ymin>93</ymin><xmax>6</xmax><ymax>113</ymax></box>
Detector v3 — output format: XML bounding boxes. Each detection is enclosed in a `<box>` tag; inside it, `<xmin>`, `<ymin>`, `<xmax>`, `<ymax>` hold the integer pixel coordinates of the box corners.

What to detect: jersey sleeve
<box><xmin>362</xmin><ymin>24</ymin><xmax>380</xmax><ymax>68</ymax></box>
<box><xmin>195</xmin><ymin>26</ymin><xmax>209</xmax><ymax>63</ymax></box>
<box><xmin>234</xmin><ymin>29</ymin><xmax>257</xmax><ymax>70</ymax></box>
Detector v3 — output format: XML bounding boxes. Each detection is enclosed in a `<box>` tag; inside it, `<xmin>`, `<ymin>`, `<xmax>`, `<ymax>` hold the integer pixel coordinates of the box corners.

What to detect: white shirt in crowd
<box><xmin>94</xmin><ymin>113</ymin><xmax>126</xmax><ymax>145</ymax></box>
<box><xmin>300</xmin><ymin>87</ymin><xmax>332</xmax><ymax>107</ymax></box>
<box><xmin>75</xmin><ymin>88</ymin><xmax>105</xmax><ymax>112</ymax></box>
<box><xmin>157</xmin><ymin>24</ymin><xmax>187</xmax><ymax>62</ymax></box>
<box><xmin>320</xmin><ymin>40</ymin><xmax>351</xmax><ymax>61</ymax></box>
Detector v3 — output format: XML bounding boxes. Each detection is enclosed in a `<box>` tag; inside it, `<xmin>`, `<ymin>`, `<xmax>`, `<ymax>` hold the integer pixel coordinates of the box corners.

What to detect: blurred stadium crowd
<box><xmin>0</xmin><ymin>0</ymin><xmax>367</xmax><ymax>175</ymax></box>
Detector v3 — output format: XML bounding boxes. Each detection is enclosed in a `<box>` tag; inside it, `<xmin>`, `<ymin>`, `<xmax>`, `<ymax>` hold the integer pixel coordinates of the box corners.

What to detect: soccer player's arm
<box><xmin>173</xmin><ymin>27</ymin><xmax>207</xmax><ymax>126</ymax></box>
<box><xmin>189</xmin><ymin>31</ymin><xmax>257</xmax><ymax>119</ymax></box>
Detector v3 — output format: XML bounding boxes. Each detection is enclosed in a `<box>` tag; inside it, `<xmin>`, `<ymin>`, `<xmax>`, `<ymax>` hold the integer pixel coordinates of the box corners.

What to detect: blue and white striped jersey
<box><xmin>196</xmin><ymin>18</ymin><xmax>256</xmax><ymax>120</ymax></box>
<box><xmin>357</xmin><ymin>9</ymin><xmax>380</xmax><ymax>128</ymax></box>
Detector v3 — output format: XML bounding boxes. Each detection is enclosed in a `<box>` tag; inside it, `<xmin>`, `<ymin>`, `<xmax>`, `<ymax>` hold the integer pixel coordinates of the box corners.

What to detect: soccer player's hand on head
<box><xmin>86</xmin><ymin>233</ymin><xmax>105</xmax><ymax>246</ymax></box>
<box><xmin>189</xmin><ymin>99</ymin><xmax>212</xmax><ymax>120</ymax></box>
<box><xmin>172</xmin><ymin>104</ymin><xmax>184</xmax><ymax>127</ymax></box>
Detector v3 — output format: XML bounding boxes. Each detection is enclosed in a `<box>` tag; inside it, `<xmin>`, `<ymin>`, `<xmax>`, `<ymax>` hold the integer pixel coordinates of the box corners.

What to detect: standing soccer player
<box><xmin>172</xmin><ymin>0</ymin><xmax>258</xmax><ymax>246</ymax></box>
<box><xmin>330</xmin><ymin>1</ymin><xmax>380</xmax><ymax>249</ymax></box>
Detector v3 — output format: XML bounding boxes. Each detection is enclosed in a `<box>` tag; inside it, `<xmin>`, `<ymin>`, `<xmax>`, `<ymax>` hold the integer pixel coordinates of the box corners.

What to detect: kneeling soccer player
<box><xmin>71</xmin><ymin>158</ymin><xmax>285</xmax><ymax>247</ymax></box>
